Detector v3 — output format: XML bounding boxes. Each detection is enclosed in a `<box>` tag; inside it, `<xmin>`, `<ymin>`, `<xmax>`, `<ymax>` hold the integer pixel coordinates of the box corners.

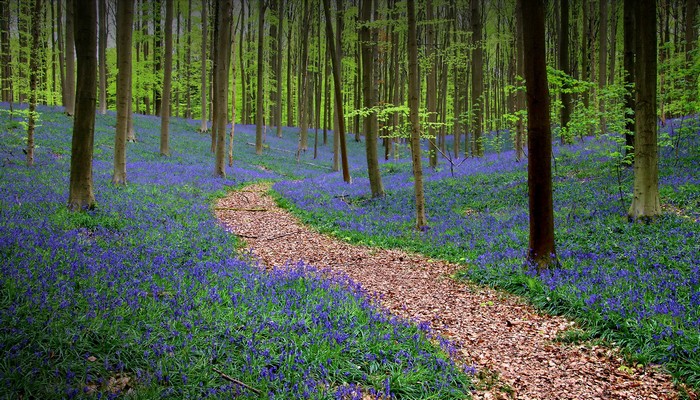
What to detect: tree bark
<box><xmin>559</xmin><ymin>0</ymin><xmax>571</xmax><ymax>138</ymax></box>
<box><xmin>298</xmin><ymin>0</ymin><xmax>310</xmax><ymax>151</ymax></box>
<box><xmin>407</xmin><ymin>0</ymin><xmax>427</xmax><ymax>230</ymax></box>
<box><xmin>185</xmin><ymin>0</ymin><xmax>192</xmax><ymax>118</ymax></box>
<box><xmin>0</xmin><ymin>0</ymin><xmax>12</xmax><ymax>103</ymax></box>
<box><xmin>255</xmin><ymin>1</ymin><xmax>266</xmax><ymax>155</ymax></box>
<box><xmin>98</xmin><ymin>0</ymin><xmax>107</xmax><ymax>114</ymax></box>
<box><xmin>274</xmin><ymin>0</ymin><xmax>284</xmax><ymax>137</ymax></box>
<box><xmin>64</xmin><ymin>0</ymin><xmax>75</xmax><ymax>115</ymax></box>
<box><xmin>199</xmin><ymin>0</ymin><xmax>208</xmax><ymax>132</ymax></box>
<box><xmin>623</xmin><ymin>0</ymin><xmax>635</xmax><ymax>154</ymax></box>
<box><xmin>686</xmin><ymin>0</ymin><xmax>697</xmax><ymax>58</ymax></box>
<box><xmin>213</xmin><ymin>0</ymin><xmax>232</xmax><ymax>177</ymax></box>
<box><xmin>515</xmin><ymin>0</ymin><xmax>525</xmax><ymax>161</ymax></box>
<box><xmin>599</xmin><ymin>0</ymin><xmax>608</xmax><ymax>134</ymax></box>
<box><xmin>521</xmin><ymin>0</ymin><xmax>556</xmax><ymax>271</ymax></box>
<box><xmin>68</xmin><ymin>0</ymin><xmax>96</xmax><ymax>210</ymax></box>
<box><xmin>113</xmin><ymin>0</ymin><xmax>134</xmax><ymax>185</ymax></box>
<box><xmin>426</xmin><ymin>0</ymin><xmax>438</xmax><ymax>167</ymax></box>
<box><xmin>323</xmin><ymin>0</ymin><xmax>350</xmax><ymax>183</ymax></box>
<box><xmin>26</xmin><ymin>0</ymin><xmax>42</xmax><ymax>166</ymax></box>
<box><xmin>160</xmin><ymin>0</ymin><xmax>173</xmax><ymax>156</ymax></box>
<box><xmin>471</xmin><ymin>0</ymin><xmax>483</xmax><ymax>156</ymax></box>
<box><xmin>361</xmin><ymin>0</ymin><xmax>384</xmax><ymax>197</ymax></box>
<box><xmin>628</xmin><ymin>0</ymin><xmax>660</xmax><ymax>220</ymax></box>
<box><xmin>152</xmin><ymin>0</ymin><xmax>162</xmax><ymax>116</ymax></box>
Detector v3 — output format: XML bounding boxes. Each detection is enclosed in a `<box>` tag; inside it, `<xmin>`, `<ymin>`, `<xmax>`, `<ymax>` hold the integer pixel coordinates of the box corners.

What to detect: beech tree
<box><xmin>213</xmin><ymin>0</ymin><xmax>232</xmax><ymax>177</ymax></box>
<box><xmin>407</xmin><ymin>0</ymin><xmax>427</xmax><ymax>230</ymax></box>
<box><xmin>98</xmin><ymin>0</ymin><xmax>107</xmax><ymax>114</ymax></box>
<box><xmin>160</xmin><ymin>0</ymin><xmax>173</xmax><ymax>156</ymax></box>
<box><xmin>26</xmin><ymin>0</ymin><xmax>42</xmax><ymax>167</ymax></box>
<box><xmin>68</xmin><ymin>0</ymin><xmax>96</xmax><ymax>210</ymax></box>
<box><xmin>255</xmin><ymin>1</ymin><xmax>266</xmax><ymax>155</ymax></box>
<box><xmin>113</xmin><ymin>0</ymin><xmax>134</xmax><ymax>185</ymax></box>
<box><xmin>521</xmin><ymin>0</ymin><xmax>555</xmax><ymax>270</ymax></box>
<box><xmin>64</xmin><ymin>0</ymin><xmax>75</xmax><ymax>115</ymax></box>
<box><xmin>628</xmin><ymin>0</ymin><xmax>660</xmax><ymax>221</ymax></box>
<box><xmin>199</xmin><ymin>0</ymin><xmax>208</xmax><ymax>133</ymax></box>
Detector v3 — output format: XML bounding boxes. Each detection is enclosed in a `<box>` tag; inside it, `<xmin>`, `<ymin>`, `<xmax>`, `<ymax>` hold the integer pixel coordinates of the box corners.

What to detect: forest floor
<box><xmin>215</xmin><ymin>183</ymin><xmax>683</xmax><ymax>400</ymax></box>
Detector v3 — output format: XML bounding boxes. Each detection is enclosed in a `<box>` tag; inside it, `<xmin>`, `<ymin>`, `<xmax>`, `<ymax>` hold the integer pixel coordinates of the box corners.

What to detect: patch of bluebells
<box><xmin>275</xmin><ymin>118</ymin><xmax>700</xmax><ymax>387</ymax></box>
<box><xmin>0</xmin><ymin>105</ymin><xmax>471</xmax><ymax>398</ymax></box>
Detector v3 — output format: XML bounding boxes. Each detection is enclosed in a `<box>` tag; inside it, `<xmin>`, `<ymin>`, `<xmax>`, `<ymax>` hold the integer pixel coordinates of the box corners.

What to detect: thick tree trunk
<box><xmin>628</xmin><ymin>0</ymin><xmax>660</xmax><ymax>220</ymax></box>
<box><xmin>521</xmin><ymin>0</ymin><xmax>556</xmax><ymax>271</ymax></box>
<box><xmin>113</xmin><ymin>0</ymin><xmax>134</xmax><ymax>185</ymax></box>
<box><xmin>323</xmin><ymin>0</ymin><xmax>350</xmax><ymax>183</ymax></box>
<box><xmin>68</xmin><ymin>0</ymin><xmax>96</xmax><ymax>210</ymax></box>
<box><xmin>361</xmin><ymin>0</ymin><xmax>384</xmax><ymax>197</ymax></box>
<box><xmin>213</xmin><ymin>0</ymin><xmax>232</xmax><ymax>177</ymax></box>
<box><xmin>199</xmin><ymin>0</ymin><xmax>208</xmax><ymax>132</ymax></box>
<box><xmin>64</xmin><ymin>0</ymin><xmax>75</xmax><ymax>115</ymax></box>
<box><xmin>98</xmin><ymin>0</ymin><xmax>107</xmax><ymax>114</ymax></box>
<box><xmin>255</xmin><ymin>2</ymin><xmax>266</xmax><ymax>155</ymax></box>
<box><xmin>160</xmin><ymin>0</ymin><xmax>173</xmax><ymax>156</ymax></box>
<box><xmin>407</xmin><ymin>0</ymin><xmax>427</xmax><ymax>230</ymax></box>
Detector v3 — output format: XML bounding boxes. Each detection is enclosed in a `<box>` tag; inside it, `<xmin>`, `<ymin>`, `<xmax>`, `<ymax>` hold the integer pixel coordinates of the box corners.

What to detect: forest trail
<box><xmin>215</xmin><ymin>183</ymin><xmax>679</xmax><ymax>400</ymax></box>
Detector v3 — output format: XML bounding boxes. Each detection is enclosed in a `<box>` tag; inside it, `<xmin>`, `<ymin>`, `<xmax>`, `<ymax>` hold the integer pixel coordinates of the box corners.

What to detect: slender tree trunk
<box><xmin>0</xmin><ymin>0</ymin><xmax>12</xmax><ymax>103</ymax></box>
<box><xmin>64</xmin><ymin>0</ymin><xmax>75</xmax><ymax>115</ymax></box>
<box><xmin>229</xmin><ymin>9</ymin><xmax>238</xmax><ymax>167</ymax></box>
<box><xmin>160</xmin><ymin>0</ymin><xmax>173</xmax><ymax>156</ymax></box>
<box><xmin>213</xmin><ymin>0</ymin><xmax>232</xmax><ymax>177</ymax></box>
<box><xmin>286</xmin><ymin>13</ymin><xmax>294</xmax><ymax>127</ymax></box>
<box><xmin>515</xmin><ymin>0</ymin><xmax>525</xmax><ymax>161</ymax></box>
<box><xmin>152</xmin><ymin>0</ymin><xmax>162</xmax><ymax>116</ymax></box>
<box><xmin>407</xmin><ymin>0</ymin><xmax>427</xmax><ymax>229</ymax></box>
<box><xmin>26</xmin><ymin>0</ymin><xmax>42</xmax><ymax>166</ymax></box>
<box><xmin>623</xmin><ymin>0</ymin><xmax>635</xmax><ymax>154</ymax></box>
<box><xmin>185</xmin><ymin>0</ymin><xmax>192</xmax><ymax>118</ymax></box>
<box><xmin>199</xmin><ymin>0</ymin><xmax>208</xmax><ymax>132</ymax></box>
<box><xmin>255</xmin><ymin>1</ymin><xmax>266</xmax><ymax>155</ymax></box>
<box><xmin>68</xmin><ymin>0</ymin><xmax>96</xmax><ymax>210</ymax></box>
<box><xmin>687</xmin><ymin>0</ymin><xmax>698</xmax><ymax>58</ymax></box>
<box><xmin>57</xmin><ymin>0</ymin><xmax>65</xmax><ymax>107</ymax></box>
<box><xmin>323</xmin><ymin>0</ymin><xmax>350</xmax><ymax>183</ymax></box>
<box><xmin>113</xmin><ymin>0</ymin><xmax>134</xmax><ymax>185</ymax></box>
<box><xmin>361</xmin><ymin>0</ymin><xmax>384</xmax><ymax>197</ymax></box>
<box><xmin>628</xmin><ymin>0</ymin><xmax>660</xmax><ymax>220</ymax></box>
<box><xmin>599</xmin><ymin>0</ymin><xmax>608</xmax><ymax>134</ymax></box>
<box><xmin>609</xmin><ymin>2</ymin><xmax>618</xmax><ymax>83</ymax></box>
<box><xmin>98</xmin><ymin>0</ymin><xmax>107</xmax><ymax>114</ymax></box>
<box><xmin>298</xmin><ymin>0</ymin><xmax>310</xmax><ymax>151</ymax></box>
<box><xmin>471</xmin><ymin>0</ymin><xmax>483</xmax><ymax>156</ymax></box>
<box><xmin>521</xmin><ymin>0</ymin><xmax>556</xmax><ymax>271</ymax></box>
<box><xmin>426</xmin><ymin>0</ymin><xmax>438</xmax><ymax>167</ymax></box>
<box><xmin>275</xmin><ymin>0</ymin><xmax>284</xmax><ymax>137</ymax></box>
<box><xmin>560</xmin><ymin>0</ymin><xmax>571</xmax><ymax>138</ymax></box>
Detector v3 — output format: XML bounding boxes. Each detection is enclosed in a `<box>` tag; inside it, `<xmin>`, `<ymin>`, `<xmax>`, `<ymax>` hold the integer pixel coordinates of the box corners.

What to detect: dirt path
<box><xmin>215</xmin><ymin>183</ymin><xmax>679</xmax><ymax>400</ymax></box>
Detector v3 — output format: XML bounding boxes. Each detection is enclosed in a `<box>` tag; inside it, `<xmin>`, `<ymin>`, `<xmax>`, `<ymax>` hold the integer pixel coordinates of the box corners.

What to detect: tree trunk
<box><xmin>521</xmin><ymin>0</ymin><xmax>556</xmax><ymax>271</ymax></box>
<box><xmin>471</xmin><ymin>0</ymin><xmax>483</xmax><ymax>156</ymax></box>
<box><xmin>623</xmin><ymin>0</ymin><xmax>635</xmax><ymax>154</ymax></box>
<box><xmin>599</xmin><ymin>0</ymin><xmax>608</xmax><ymax>134</ymax></box>
<box><xmin>686</xmin><ymin>0</ymin><xmax>697</xmax><ymax>58</ymax></box>
<box><xmin>185</xmin><ymin>0</ymin><xmax>192</xmax><ymax>118</ymax></box>
<box><xmin>255</xmin><ymin>1</ymin><xmax>266</xmax><ymax>155</ymax></box>
<box><xmin>213</xmin><ymin>0</ymin><xmax>232</xmax><ymax>177</ymax></box>
<box><xmin>113</xmin><ymin>0</ymin><xmax>134</xmax><ymax>185</ymax></box>
<box><xmin>515</xmin><ymin>0</ymin><xmax>525</xmax><ymax>162</ymax></box>
<box><xmin>152</xmin><ymin>0</ymin><xmax>162</xmax><ymax>116</ymax></box>
<box><xmin>361</xmin><ymin>0</ymin><xmax>384</xmax><ymax>197</ymax></box>
<box><xmin>628</xmin><ymin>0</ymin><xmax>660</xmax><ymax>220</ymax></box>
<box><xmin>160</xmin><ymin>0</ymin><xmax>173</xmax><ymax>156</ymax></box>
<box><xmin>559</xmin><ymin>0</ymin><xmax>571</xmax><ymax>138</ymax></box>
<box><xmin>68</xmin><ymin>0</ymin><xmax>96</xmax><ymax>210</ymax></box>
<box><xmin>26</xmin><ymin>0</ymin><xmax>41</xmax><ymax>166</ymax></box>
<box><xmin>199</xmin><ymin>0</ymin><xmax>208</xmax><ymax>132</ymax></box>
<box><xmin>98</xmin><ymin>0</ymin><xmax>107</xmax><ymax>114</ymax></box>
<box><xmin>426</xmin><ymin>0</ymin><xmax>438</xmax><ymax>167</ymax></box>
<box><xmin>298</xmin><ymin>0</ymin><xmax>310</xmax><ymax>151</ymax></box>
<box><xmin>274</xmin><ymin>0</ymin><xmax>284</xmax><ymax>137</ymax></box>
<box><xmin>0</xmin><ymin>0</ymin><xmax>12</xmax><ymax>103</ymax></box>
<box><xmin>323</xmin><ymin>0</ymin><xmax>350</xmax><ymax>183</ymax></box>
<box><xmin>407</xmin><ymin>0</ymin><xmax>427</xmax><ymax>230</ymax></box>
<box><xmin>64</xmin><ymin>0</ymin><xmax>75</xmax><ymax>115</ymax></box>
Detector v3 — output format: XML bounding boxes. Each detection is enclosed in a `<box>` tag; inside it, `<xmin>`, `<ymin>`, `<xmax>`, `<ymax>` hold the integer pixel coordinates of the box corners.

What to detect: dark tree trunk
<box><xmin>185</xmin><ymin>0</ymin><xmax>192</xmax><ymax>118</ymax></box>
<box><xmin>68</xmin><ymin>0</ymin><xmax>96</xmax><ymax>210</ymax></box>
<box><xmin>559</xmin><ymin>0</ymin><xmax>571</xmax><ymax>137</ymax></box>
<box><xmin>471</xmin><ymin>0</ymin><xmax>483</xmax><ymax>156</ymax></box>
<box><xmin>64</xmin><ymin>0</ymin><xmax>75</xmax><ymax>115</ymax></box>
<box><xmin>98</xmin><ymin>0</ymin><xmax>107</xmax><ymax>114</ymax></box>
<box><xmin>27</xmin><ymin>0</ymin><xmax>42</xmax><ymax>166</ymax></box>
<box><xmin>0</xmin><ymin>0</ymin><xmax>12</xmax><ymax>103</ymax></box>
<box><xmin>255</xmin><ymin>1</ymin><xmax>266</xmax><ymax>155</ymax></box>
<box><xmin>160</xmin><ymin>0</ymin><xmax>173</xmax><ymax>156</ymax></box>
<box><xmin>213</xmin><ymin>0</ymin><xmax>232</xmax><ymax>177</ymax></box>
<box><xmin>152</xmin><ymin>0</ymin><xmax>162</xmax><ymax>116</ymax></box>
<box><xmin>199</xmin><ymin>0</ymin><xmax>208</xmax><ymax>132</ymax></box>
<box><xmin>521</xmin><ymin>0</ymin><xmax>556</xmax><ymax>271</ymax></box>
<box><xmin>426</xmin><ymin>0</ymin><xmax>438</xmax><ymax>167</ymax></box>
<box><xmin>599</xmin><ymin>0</ymin><xmax>608</xmax><ymax>134</ymax></box>
<box><xmin>623</xmin><ymin>0</ymin><xmax>635</xmax><ymax>154</ymax></box>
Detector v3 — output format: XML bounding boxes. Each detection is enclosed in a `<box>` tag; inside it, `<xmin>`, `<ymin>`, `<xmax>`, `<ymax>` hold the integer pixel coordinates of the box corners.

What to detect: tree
<box><xmin>628</xmin><ymin>0</ymin><xmax>660</xmax><ymax>220</ymax></box>
<box><xmin>471</xmin><ymin>0</ymin><xmax>484</xmax><ymax>157</ymax></box>
<box><xmin>199</xmin><ymin>0</ymin><xmax>208</xmax><ymax>132</ymax></box>
<box><xmin>623</xmin><ymin>0</ymin><xmax>635</xmax><ymax>154</ymax></box>
<box><xmin>407</xmin><ymin>0</ymin><xmax>427</xmax><ymax>230</ymax></box>
<box><xmin>113</xmin><ymin>0</ymin><xmax>134</xmax><ymax>185</ymax></box>
<box><xmin>599</xmin><ymin>0</ymin><xmax>608</xmax><ymax>134</ymax></box>
<box><xmin>68</xmin><ymin>0</ymin><xmax>97</xmax><ymax>210</ymax></box>
<box><xmin>98</xmin><ymin>0</ymin><xmax>107</xmax><ymax>114</ymax></box>
<box><xmin>213</xmin><ymin>0</ymin><xmax>232</xmax><ymax>177</ymax></box>
<box><xmin>360</xmin><ymin>0</ymin><xmax>383</xmax><ymax>198</ymax></box>
<box><xmin>426</xmin><ymin>0</ymin><xmax>438</xmax><ymax>167</ymax></box>
<box><xmin>26</xmin><ymin>0</ymin><xmax>42</xmax><ymax>166</ymax></box>
<box><xmin>255</xmin><ymin>1</ymin><xmax>267</xmax><ymax>155</ymax></box>
<box><xmin>323</xmin><ymin>0</ymin><xmax>350</xmax><ymax>183</ymax></box>
<box><xmin>559</xmin><ymin>0</ymin><xmax>571</xmax><ymax>137</ymax></box>
<box><xmin>160</xmin><ymin>0</ymin><xmax>173</xmax><ymax>156</ymax></box>
<box><xmin>64</xmin><ymin>0</ymin><xmax>75</xmax><ymax>115</ymax></box>
<box><xmin>0</xmin><ymin>0</ymin><xmax>12</xmax><ymax>103</ymax></box>
<box><xmin>298</xmin><ymin>0</ymin><xmax>311</xmax><ymax>152</ymax></box>
<box><xmin>521</xmin><ymin>0</ymin><xmax>555</xmax><ymax>270</ymax></box>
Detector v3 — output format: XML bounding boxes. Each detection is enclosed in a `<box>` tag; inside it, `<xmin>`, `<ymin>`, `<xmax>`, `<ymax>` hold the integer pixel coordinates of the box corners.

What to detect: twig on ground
<box><xmin>214</xmin><ymin>207</ymin><xmax>269</xmax><ymax>212</ymax></box>
<box><xmin>212</xmin><ymin>367</ymin><xmax>262</xmax><ymax>395</ymax></box>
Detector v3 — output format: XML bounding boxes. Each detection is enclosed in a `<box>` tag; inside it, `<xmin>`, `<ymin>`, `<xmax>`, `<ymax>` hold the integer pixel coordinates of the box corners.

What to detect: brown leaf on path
<box><xmin>215</xmin><ymin>183</ymin><xmax>684</xmax><ymax>400</ymax></box>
